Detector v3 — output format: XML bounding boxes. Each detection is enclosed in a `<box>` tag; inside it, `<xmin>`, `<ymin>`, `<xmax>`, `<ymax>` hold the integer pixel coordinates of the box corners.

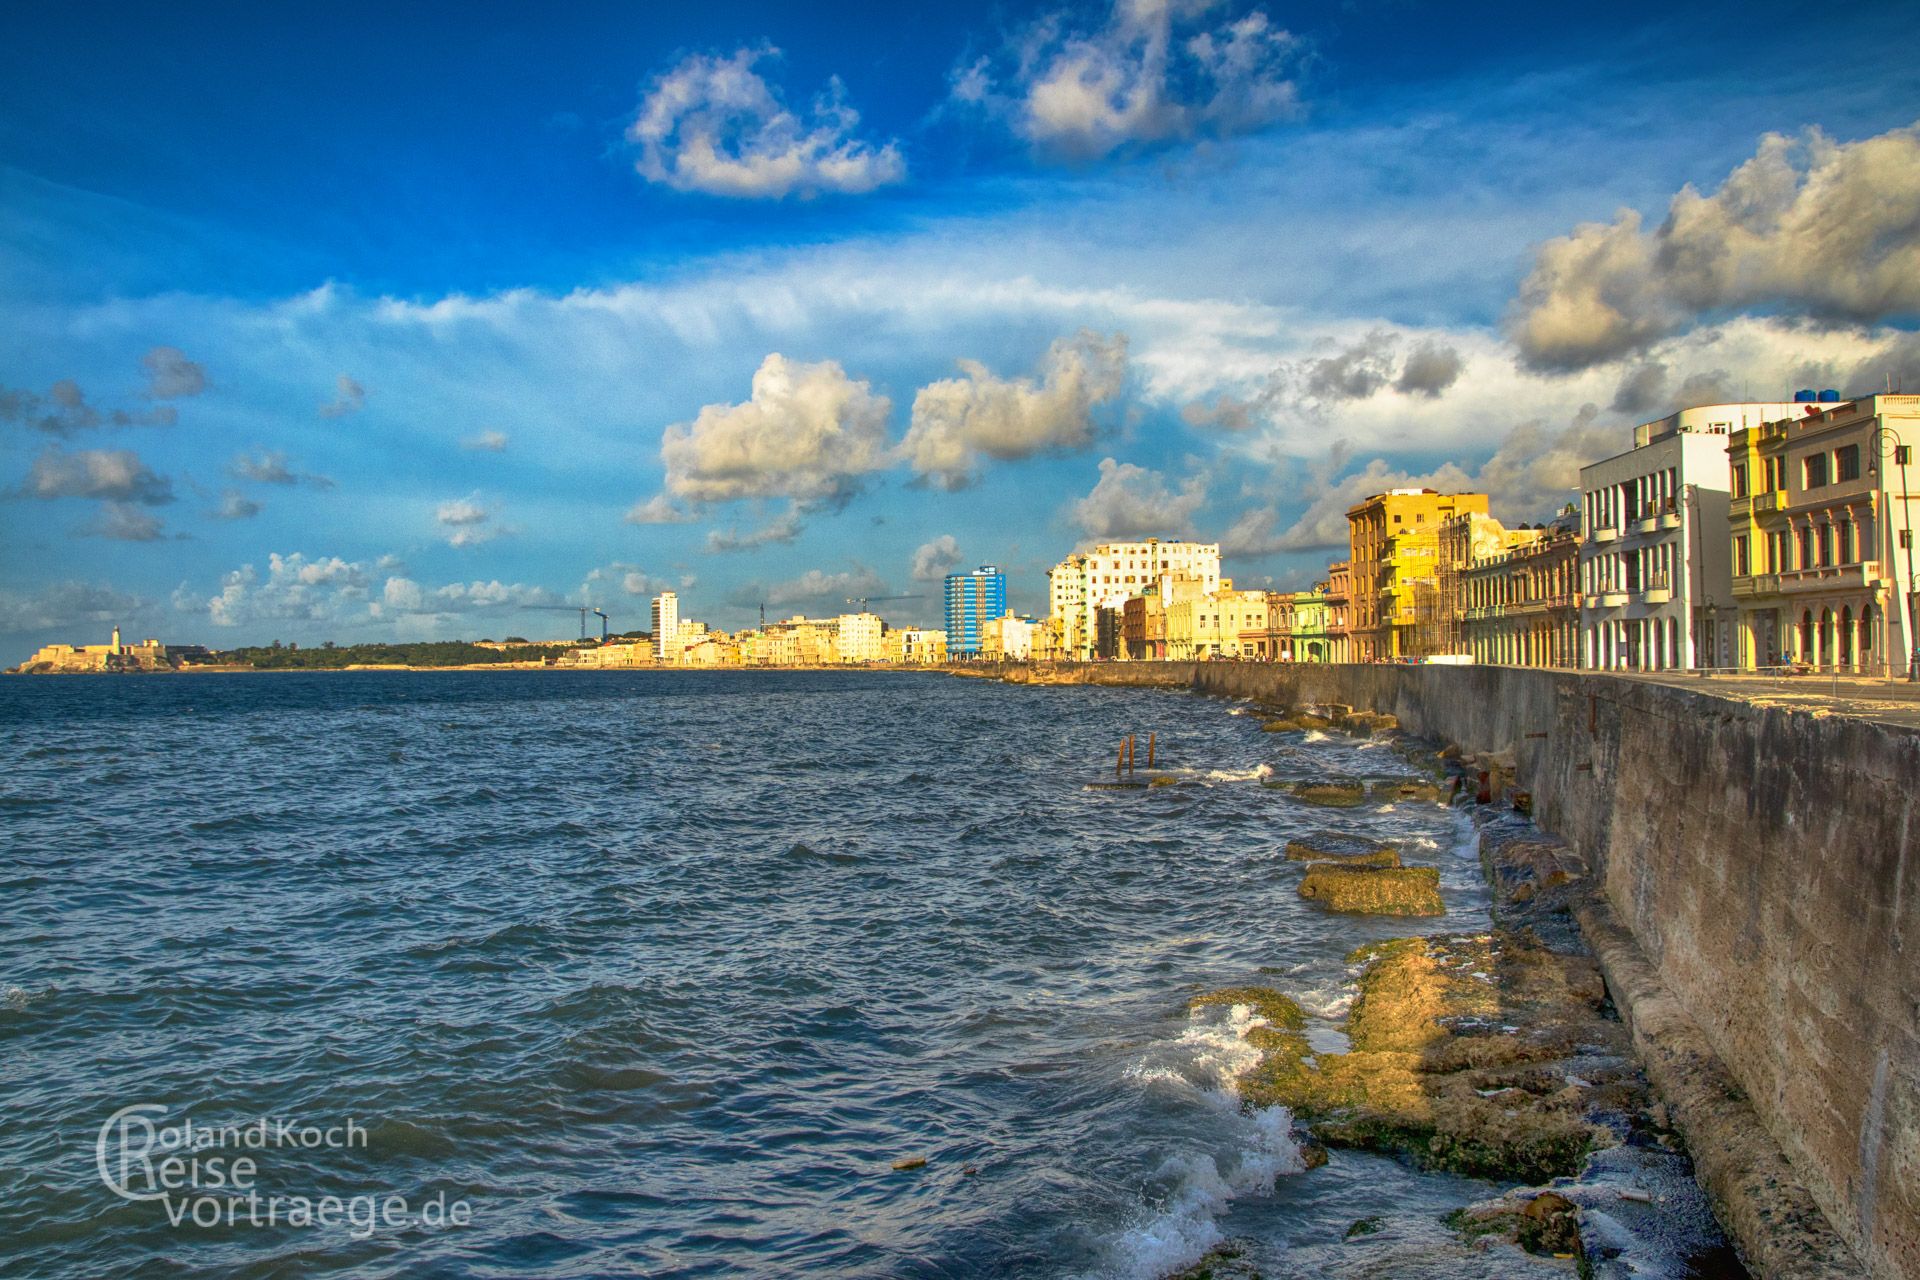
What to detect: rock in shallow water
<box><xmin>1298</xmin><ymin>865</ymin><xmax>1444</xmax><ymax>916</ymax></box>
<box><xmin>1284</xmin><ymin>831</ymin><xmax>1401</xmax><ymax>866</ymax></box>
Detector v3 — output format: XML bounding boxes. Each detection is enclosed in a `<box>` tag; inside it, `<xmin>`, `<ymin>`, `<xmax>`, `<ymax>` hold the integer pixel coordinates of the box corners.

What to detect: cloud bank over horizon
<box><xmin>1</xmin><ymin>4</ymin><xmax>1916</xmax><ymax>658</ymax></box>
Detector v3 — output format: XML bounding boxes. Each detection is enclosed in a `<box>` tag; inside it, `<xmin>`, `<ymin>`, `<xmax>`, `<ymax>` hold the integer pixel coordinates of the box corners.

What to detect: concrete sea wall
<box><xmin>977</xmin><ymin>661</ymin><xmax>1918</xmax><ymax>1279</ymax></box>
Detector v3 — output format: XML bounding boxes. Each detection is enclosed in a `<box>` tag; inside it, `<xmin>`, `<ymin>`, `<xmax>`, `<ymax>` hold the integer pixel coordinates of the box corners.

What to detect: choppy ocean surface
<box><xmin>0</xmin><ymin>670</ymin><xmax>1503</xmax><ymax>1279</ymax></box>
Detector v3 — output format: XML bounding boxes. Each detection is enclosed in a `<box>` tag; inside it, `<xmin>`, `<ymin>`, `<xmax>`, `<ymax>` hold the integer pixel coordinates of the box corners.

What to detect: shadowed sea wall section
<box><xmin>974</xmin><ymin>661</ymin><xmax>1917</xmax><ymax>1279</ymax></box>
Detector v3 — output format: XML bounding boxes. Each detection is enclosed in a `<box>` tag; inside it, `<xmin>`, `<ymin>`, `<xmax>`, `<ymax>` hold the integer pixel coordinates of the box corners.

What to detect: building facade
<box><xmin>1047</xmin><ymin>539</ymin><xmax>1220</xmax><ymax>660</ymax></box>
<box><xmin>1324</xmin><ymin>561</ymin><xmax>1351</xmax><ymax>662</ymax></box>
<box><xmin>1346</xmin><ymin>490</ymin><xmax>1491</xmax><ymax>661</ymax></box>
<box><xmin>1460</xmin><ymin>509</ymin><xmax>1582</xmax><ymax>667</ymax></box>
<box><xmin>1435</xmin><ymin>513</ymin><xmax>1539</xmax><ymax>659</ymax></box>
<box><xmin>650</xmin><ymin>592</ymin><xmax>680</xmax><ymax>661</ymax></box>
<box><xmin>1166</xmin><ymin>583</ymin><xmax>1269</xmax><ymax>660</ymax></box>
<box><xmin>944</xmin><ymin>566</ymin><xmax>1007</xmax><ymax>656</ymax></box>
<box><xmin>1728</xmin><ymin>393</ymin><xmax>1920</xmax><ymax>674</ymax></box>
<box><xmin>1580</xmin><ymin>403</ymin><xmax>1799</xmax><ymax>672</ymax></box>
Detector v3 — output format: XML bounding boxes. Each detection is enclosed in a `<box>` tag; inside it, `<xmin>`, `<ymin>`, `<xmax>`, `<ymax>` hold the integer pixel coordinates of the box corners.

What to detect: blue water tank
<box><xmin>1794</xmin><ymin>389</ymin><xmax>1817</xmax><ymax>402</ymax></box>
<box><xmin>1818</xmin><ymin>389</ymin><xmax>1840</xmax><ymax>402</ymax></box>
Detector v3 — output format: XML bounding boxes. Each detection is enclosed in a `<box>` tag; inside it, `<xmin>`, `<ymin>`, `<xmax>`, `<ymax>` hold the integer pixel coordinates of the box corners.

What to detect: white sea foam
<box><xmin>1300</xmin><ymin>729</ymin><xmax>1329</xmax><ymax>743</ymax></box>
<box><xmin>1199</xmin><ymin>762</ymin><xmax>1272</xmax><ymax>783</ymax></box>
<box><xmin>1103</xmin><ymin>1003</ymin><xmax>1307</xmax><ymax>1279</ymax></box>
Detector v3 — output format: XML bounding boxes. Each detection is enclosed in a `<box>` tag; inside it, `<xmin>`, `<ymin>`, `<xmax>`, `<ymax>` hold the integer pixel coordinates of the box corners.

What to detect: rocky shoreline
<box><xmin>1168</xmin><ymin>701</ymin><xmax>1747</xmax><ymax>1277</ymax></box>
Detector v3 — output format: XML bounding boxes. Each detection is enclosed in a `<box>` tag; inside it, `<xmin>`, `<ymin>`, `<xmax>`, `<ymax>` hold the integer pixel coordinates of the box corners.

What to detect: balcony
<box><xmin>1732</xmin><ymin>574</ymin><xmax>1779</xmax><ymax>598</ymax></box>
<box><xmin>1658</xmin><ymin>511</ymin><xmax>1681</xmax><ymax>529</ymax></box>
<box><xmin>1591</xmin><ymin>526</ymin><xmax>1618</xmax><ymax>543</ymax></box>
<box><xmin>1585</xmin><ymin>590</ymin><xmax>1629</xmax><ymax>609</ymax></box>
<box><xmin>1750</xmin><ymin>490</ymin><xmax>1787</xmax><ymax>513</ymax></box>
<box><xmin>1773</xmin><ymin>562</ymin><xmax>1884</xmax><ymax>594</ymax></box>
<box><xmin>1632</xmin><ymin>515</ymin><xmax>1659</xmax><ymax>535</ymax></box>
<box><xmin>1641</xmin><ymin>573</ymin><xmax>1672</xmax><ymax>604</ymax></box>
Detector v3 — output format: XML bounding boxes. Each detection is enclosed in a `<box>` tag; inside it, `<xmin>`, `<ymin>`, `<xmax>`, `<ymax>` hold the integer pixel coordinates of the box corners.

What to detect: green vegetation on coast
<box><xmin>216</xmin><ymin>640</ymin><xmax>575</xmax><ymax>670</ymax></box>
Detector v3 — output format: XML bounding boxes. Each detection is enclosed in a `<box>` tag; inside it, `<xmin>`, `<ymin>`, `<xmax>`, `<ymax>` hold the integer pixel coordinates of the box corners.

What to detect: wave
<box><xmin>1103</xmin><ymin>1002</ymin><xmax>1307</xmax><ymax>1279</ymax></box>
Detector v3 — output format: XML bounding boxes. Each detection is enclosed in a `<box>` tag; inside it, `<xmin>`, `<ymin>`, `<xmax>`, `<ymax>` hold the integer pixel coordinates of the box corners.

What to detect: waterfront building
<box><xmin>1580</xmin><ymin>402</ymin><xmax>1800</xmax><ymax>671</ymax></box>
<box><xmin>1166</xmin><ymin>582</ymin><xmax>1269</xmax><ymax>660</ymax></box>
<box><xmin>651</xmin><ymin>592</ymin><xmax>680</xmax><ymax>662</ymax></box>
<box><xmin>1238</xmin><ymin>590</ymin><xmax>1293</xmax><ymax>660</ymax></box>
<box><xmin>835</xmin><ymin>612</ymin><xmax>884</xmax><ymax>664</ymax></box>
<box><xmin>1435</xmin><ymin>513</ymin><xmax>1541</xmax><ymax>659</ymax></box>
<box><xmin>1324</xmin><ymin>561</ymin><xmax>1352</xmax><ymax>662</ymax></box>
<box><xmin>12</xmin><ymin>626</ymin><xmax>210</xmax><ymax>674</ymax></box>
<box><xmin>944</xmin><ymin>565</ymin><xmax>1007</xmax><ymax>657</ymax></box>
<box><xmin>1461</xmin><ymin>507</ymin><xmax>1582</xmax><ymax>667</ymax></box>
<box><xmin>886</xmin><ymin>628</ymin><xmax>948</xmax><ymax>664</ymax></box>
<box><xmin>1047</xmin><ymin>539</ymin><xmax>1220</xmax><ymax>660</ymax></box>
<box><xmin>558</xmin><ymin>638</ymin><xmax>656</xmax><ymax>668</ymax></box>
<box><xmin>1728</xmin><ymin>393</ymin><xmax>1920</xmax><ymax>673</ymax></box>
<box><xmin>1289</xmin><ymin>587</ymin><xmax>1335</xmax><ymax>661</ymax></box>
<box><xmin>980</xmin><ymin>613</ymin><xmax>1038</xmax><ymax>661</ymax></box>
<box><xmin>1346</xmin><ymin>490</ymin><xmax>1490</xmax><ymax>661</ymax></box>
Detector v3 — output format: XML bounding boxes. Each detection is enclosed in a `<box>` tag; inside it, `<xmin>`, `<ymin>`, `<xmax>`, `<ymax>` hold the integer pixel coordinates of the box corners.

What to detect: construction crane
<box><xmin>845</xmin><ymin>594</ymin><xmax>925</xmax><ymax>611</ymax></box>
<box><xmin>517</xmin><ymin>604</ymin><xmax>609</xmax><ymax>643</ymax></box>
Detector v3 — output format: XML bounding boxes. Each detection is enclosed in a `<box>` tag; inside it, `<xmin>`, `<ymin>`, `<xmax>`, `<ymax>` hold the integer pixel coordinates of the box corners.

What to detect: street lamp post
<box><xmin>1871</xmin><ymin>424</ymin><xmax>1918</xmax><ymax>682</ymax></box>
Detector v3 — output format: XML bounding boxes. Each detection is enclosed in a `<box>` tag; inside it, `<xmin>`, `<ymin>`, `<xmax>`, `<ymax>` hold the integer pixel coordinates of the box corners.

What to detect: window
<box><xmin>1732</xmin><ymin>464</ymin><xmax>1748</xmax><ymax>498</ymax></box>
<box><xmin>1837</xmin><ymin>444</ymin><xmax>1860</xmax><ymax>482</ymax></box>
<box><xmin>1804</xmin><ymin>453</ymin><xmax>1830</xmax><ymax>489</ymax></box>
<box><xmin>1798</xmin><ymin>527</ymin><xmax>1814</xmax><ymax>569</ymax></box>
<box><xmin>1734</xmin><ymin>535</ymin><xmax>1750</xmax><ymax>577</ymax></box>
<box><xmin>1818</xmin><ymin>525</ymin><xmax>1833</xmax><ymax>567</ymax></box>
<box><xmin>1837</xmin><ymin>520</ymin><xmax>1854</xmax><ymax>564</ymax></box>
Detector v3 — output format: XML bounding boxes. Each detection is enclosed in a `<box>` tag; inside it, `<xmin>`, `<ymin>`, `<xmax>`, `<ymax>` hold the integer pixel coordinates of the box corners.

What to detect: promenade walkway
<box><xmin>1609</xmin><ymin>668</ymin><xmax>1920</xmax><ymax>729</ymax></box>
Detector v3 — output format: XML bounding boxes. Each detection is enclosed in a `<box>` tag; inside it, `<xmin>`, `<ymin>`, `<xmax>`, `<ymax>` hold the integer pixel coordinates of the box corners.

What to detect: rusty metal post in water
<box><xmin>1147</xmin><ymin>732</ymin><xmax>1156</xmax><ymax>768</ymax></box>
<box><xmin>1116</xmin><ymin>740</ymin><xmax>1126</xmax><ymax>775</ymax></box>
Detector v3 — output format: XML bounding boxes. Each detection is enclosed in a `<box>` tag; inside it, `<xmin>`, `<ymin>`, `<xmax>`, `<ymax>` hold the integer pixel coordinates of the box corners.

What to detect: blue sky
<box><xmin>2</xmin><ymin>0</ymin><xmax>1916</xmax><ymax>660</ymax></box>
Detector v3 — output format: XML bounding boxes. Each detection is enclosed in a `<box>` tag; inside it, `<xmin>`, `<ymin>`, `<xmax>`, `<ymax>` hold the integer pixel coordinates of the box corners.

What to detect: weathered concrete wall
<box><xmin>981</xmin><ymin>661</ymin><xmax>1919</xmax><ymax>1279</ymax></box>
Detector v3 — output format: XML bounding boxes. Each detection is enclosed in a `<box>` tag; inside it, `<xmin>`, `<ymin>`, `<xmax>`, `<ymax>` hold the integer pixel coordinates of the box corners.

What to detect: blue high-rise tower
<box><xmin>944</xmin><ymin>565</ymin><xmax>1007</xmax><ymax>656</ymax></box>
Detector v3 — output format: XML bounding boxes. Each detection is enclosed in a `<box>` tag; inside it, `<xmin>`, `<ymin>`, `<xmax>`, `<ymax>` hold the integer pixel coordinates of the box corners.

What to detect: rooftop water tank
<box><xmin>1818</xmin><ymin>389</ymin><xmax>1840</xmax><ymax>402</ymax></box>
<box><xmin>1794</xmin><ymin>389</ymin><xmax>1817</xmax><ymax>402</ymax></box>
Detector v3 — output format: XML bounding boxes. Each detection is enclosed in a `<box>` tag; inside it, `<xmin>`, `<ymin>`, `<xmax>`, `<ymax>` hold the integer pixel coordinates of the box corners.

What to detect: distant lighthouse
<box><xmin>110</xmin><ymin>625</ymin><xmax>121</xmax><ymax>654</ymax></box>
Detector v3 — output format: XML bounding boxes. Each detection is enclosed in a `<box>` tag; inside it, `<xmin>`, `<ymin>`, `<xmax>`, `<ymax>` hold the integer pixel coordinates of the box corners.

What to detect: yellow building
<box><xmin>1728</xmin><ymin>394</ymin><xmax>1920</xmax><ymax>673</ymax></box>
<box><xmin>885</xmin><ymin>629</ymin><xmax>947</xmax><ymax>664</ymax></box>
<box><xmin>12</xmin><ymin>626</ymin><xmax>206</xmax><ymax>673</ymax></box>
<box><xmin>1166</xmin><ymin>581</ymin><xmax>1271</xmax><ymax>660</ymax></box>
<box><xmin>1346</xmin><ymin>490</ymin><xmax>1490</xmax><ymax>660</ymax></box>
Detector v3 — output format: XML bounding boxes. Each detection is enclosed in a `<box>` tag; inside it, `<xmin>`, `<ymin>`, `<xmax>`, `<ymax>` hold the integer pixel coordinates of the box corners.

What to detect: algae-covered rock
<box><xmin>1289</xmin><ymin>779</ymin><xmax>1368</xmax><ymax>807</ymax></box>
<box><xmin>1191</xmin><ymin>985</ymin><xmax>1308</xmax><ymax>1031</ymax></box>
<box><xmin>1260</xmin><ymin>717</ymin><xmax>1303</xmax><ymax>732</ymax></box>
<box><xmin>1164</xmin><ymin>1242</ymin><xmax>1261</xmax><ymax>1280</ymax></box>
<box><xmin>1284</xmin><ymin>831</ymin><xmax>1401</xmax><ymax>867</ymax></box>
<box><xmin>1235</xmin><ymin>933</ymin><xmax>1619</xmax><ymax>1184</ymax></box>
<box><xmin>1369</xmin><ymin>777</ymin><xmax>1449</xmax><ymax>805</ymax></box>
<box><xmin>1299</xmin><ymin>865</ymin><xmax>1443</xmax><ymax>916</ymax></box>
<box><xmin>1148</xmin><ymin>774</ymin><xmax>1182</xmax><ymax>788</ymax></box>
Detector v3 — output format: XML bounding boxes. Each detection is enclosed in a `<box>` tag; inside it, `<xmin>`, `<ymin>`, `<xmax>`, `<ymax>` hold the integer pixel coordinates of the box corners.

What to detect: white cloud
<box><xmin>583</xmin><ymin>562</ymin><xmax>670</xmax><ymax>601</ymax></box>
<box><xmin>1068</xmin><ymin>456</ymin><xmax>1207</xmax><ymax>539</ymax></box>
<box><xmin>460</xmin><ymin>429</ymin><xmax>509</xmax><ymax>452</ymax></box>
<box><xmin>83</xmin><ymin>502</ymin><xmax>169</xmax><ymax>542</ymax></box>
<box><xmin>434</xmin><ymin>493</ymin><xmax>510</xmax><ymax>547</ymax></box>
<box><xmin>660</xmin><ymin>352</ymin><xmax>893</xmax><ymax>506</ymax></box>
<box><xmin>213</xmin><ymin>490</ymin><xmax>262</xmax><ymax>520</ymax></box>
<box><xmin>910</xmin><ymin>534</ymin><xmax>964</xmax><ymax>582</ymax></box>
<box><xmin>964</xmin><ymin>0</ymin><xmax>1303</xmax><ymax>160</ymax></box>
<box><xmin>706</xmin><ymin>506</ymin><xmax>805</xmax><ymax>552</ymax></box>
<box><xmin>319</xmin><ymin>373</ymin><xmax>365</xmax><ymax>418</ymax></box>
<box><xmin>230</xmin><ymin>449</ymin><xmax>331</xmax><ymax>488</ymax></box>
<box><xmin>624</xmin><ymin>494</ymin><xmax>699</xmax><ymax>525</ymax></box>
<box><xmin>1508</xmin><ymin>122</ymin><xmax>1920</xmax><ymax>371</ymax></box>
<box><xmin>0</xmin><ymin>581</ymin><xmax>151</xmax><ymax>635</ymax></box>
<box><xmin>629</xmin><ymin>47</ymin><xmax>905</xmax><ymax>198</ymax></box>
<box><xmin>142</xmin><ymin>346</ymin><xmax>207</xmax><ymax>399</ymax></box>
<box><xmin>26</xmin><ymin>446</ymin><xmax>173</xmax><ymax>504</ymax></box>
<box><xmin>901</xmin><ymin>330</ymin><xmax>1127</xmax><ymax>489</ymax></box>
<box><xmin>736</xmin><ymin>565</ymin><xmax>889</xmax><ymax>610</ymax></box>
<box><xmin>0</xmin><ymin>378</ymin><xmax>175</xmax><ymax>434</ymax></box>
<box><xmin>1256</xmin><ymin>407</ymin><xmax>1614</xmax><ymax>552</ymax></box>
<box><xmin>206</xmin><ymin>553</ymin><xmax>370</xmax><ymax>627</ymax></box>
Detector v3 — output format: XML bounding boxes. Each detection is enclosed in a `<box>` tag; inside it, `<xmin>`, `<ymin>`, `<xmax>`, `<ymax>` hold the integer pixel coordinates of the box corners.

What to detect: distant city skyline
<box><xmin>2</xmin><ymin>1</ymin><xmax>1918</xmax><ymax>665</ymax></box>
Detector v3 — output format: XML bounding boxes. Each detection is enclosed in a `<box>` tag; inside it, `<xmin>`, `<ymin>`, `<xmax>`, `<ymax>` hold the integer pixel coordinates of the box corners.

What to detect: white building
<box><xmin>835</xmin><ymin>612</ymin><xmax>884</xmax><ymax>663</ymax></box>
<box><xmin>1048</xmin><ymin>538</ymin><xmax>1220</xmax><ymax>660</ymax></box>
<box><xmin>1579</xmin><ymin>403</ymin><xmax>1802</xmax><ymax>671</ymax></box>
<box><xmin>651</xmin><ymin>591</ymin><xmax>680</xmax><ymax>661</ymax></box>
